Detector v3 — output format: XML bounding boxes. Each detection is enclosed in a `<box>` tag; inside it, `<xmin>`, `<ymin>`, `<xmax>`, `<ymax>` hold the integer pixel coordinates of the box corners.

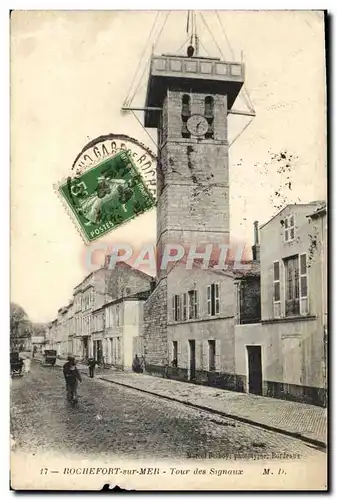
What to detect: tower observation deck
<box><xmin>144</xmin><ymin>54</ymin><xmax>245</xmax><ymax>128</ymax></box>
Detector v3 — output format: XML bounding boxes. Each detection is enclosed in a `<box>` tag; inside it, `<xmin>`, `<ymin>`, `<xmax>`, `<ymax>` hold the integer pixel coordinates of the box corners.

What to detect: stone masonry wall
<box><xmin>105</xmin><ymin>263</ymin><xmax>154</xmax><ymax>301</ymax></box>
<box><xmin>146</xmin><ymin>90</ymin><xmax>231</xmax><ymax>374</ymax></box>
<box><xmin>143</xmin><ymin>278</ymin><xmax>168</xmax><ymax>368</ymax></box>
<box><xmin>157</xmin><ymin>91</ymin><xmax>230</xmax><ymax>281</ymax></box>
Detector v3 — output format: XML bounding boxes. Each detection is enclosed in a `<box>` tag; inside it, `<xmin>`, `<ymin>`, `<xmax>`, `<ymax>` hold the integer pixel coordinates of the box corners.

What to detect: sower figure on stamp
<box><xmin>63</xmin><ymin>356</ymin><xmax>82</xmax><ymax>402</ymax></box>
<box><xmin>88</xmin><ymin>357</ymin><xmax>96</xmax><ymax>378</ymax></box>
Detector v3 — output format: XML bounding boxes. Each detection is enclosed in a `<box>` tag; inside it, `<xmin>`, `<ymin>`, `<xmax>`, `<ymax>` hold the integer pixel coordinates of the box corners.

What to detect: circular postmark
<box><xmin>58</xmin><ymin>134</ymin><xmax>157</xmax><ymax>244</ymax></box>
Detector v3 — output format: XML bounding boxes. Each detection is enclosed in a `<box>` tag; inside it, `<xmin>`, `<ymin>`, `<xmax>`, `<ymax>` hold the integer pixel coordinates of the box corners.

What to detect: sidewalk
<box><xmin>50</xmin><ymin>356</ymin><xmax>327</xmax><ymax>449</ymax></box>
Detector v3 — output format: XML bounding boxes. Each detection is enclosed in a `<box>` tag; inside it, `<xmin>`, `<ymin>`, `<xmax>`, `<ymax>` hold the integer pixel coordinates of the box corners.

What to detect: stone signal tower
<box><xmin>143</xmin><ymin>50</ymin><xmax>245</xmax><ymax>370</ymax></box>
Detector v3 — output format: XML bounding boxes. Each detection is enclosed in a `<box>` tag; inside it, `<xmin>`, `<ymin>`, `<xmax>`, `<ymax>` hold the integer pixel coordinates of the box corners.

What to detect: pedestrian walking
<box><xmin>132</xmin><ymin>354</ymin><xmax>143</xmax><ymax>373</ymax></box>
<box><xmin>63</xmin><ymin>356</ymin><xmax>82</xmax><ymax>403</ymax></box>
<box><xmin>88</xmin><ymin>357</ymin><xmax>96</xmax><ymax>378</ymax></box>
<box><xmin>23</xmin><ymin>357</ymin><xmax>31</xmax><ymax>374</ymax></box>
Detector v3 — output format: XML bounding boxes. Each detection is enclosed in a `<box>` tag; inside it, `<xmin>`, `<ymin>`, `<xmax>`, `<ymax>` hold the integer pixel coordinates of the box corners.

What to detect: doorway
<box><xmin>189</xmin><ymin>340</ymin><xmax>196</xmax><ymax>380</ymax></box>
<box><xmin>247</xmin><ymin>345</ymin><xmax>262</xmax><ymax>395</ymax></box>
<box><xmin>83</xmin><ymin>337</ymin><xmax>88</xmax><ymax>359</ymax></box>
<box><xmin>97</xmin><ymin>340</ymin><xmax>103</xmax><ymax>365</ymax></box>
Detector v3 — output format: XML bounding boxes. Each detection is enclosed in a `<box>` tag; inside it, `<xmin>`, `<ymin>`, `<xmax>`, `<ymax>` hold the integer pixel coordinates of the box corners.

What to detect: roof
<box><xmin>166</xmin><ymin>259</ymin><xmax>260</xmax><ymax>280</ymax></box>
<box><xmin>73</xmin><ymin>261</ymin><xmax>154</xmax><ymax>292</ymax></box>
<box><xmin>307</xmin><ymin>202</ymin><xmax>327</xmax><ymax>219</ymax></box>
<box><xmin>108</xmin><ymin>261</ymin><xmax>155</xmax><ymax>281</ymax></box>
<box><xmin>260</xmin><ymin>201</ymin><xmax>325</xmax><ymax>230</ymax></box>
<box><xmin>209</xmin><ymin>260</ymin><xmax>260</xmax><ymax>279</ymax></box>
<box><xmin>102</xmin><ymin>289</ymin><xmax>152</xmax><ymax>309</ymax></box>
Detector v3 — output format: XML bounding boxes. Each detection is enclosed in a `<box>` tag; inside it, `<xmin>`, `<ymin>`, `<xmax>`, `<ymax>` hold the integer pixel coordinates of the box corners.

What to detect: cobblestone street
<box><xmin>11</xmin><ymin>362</ymin><xmax>326</xmax><ymax>461</ymax></box>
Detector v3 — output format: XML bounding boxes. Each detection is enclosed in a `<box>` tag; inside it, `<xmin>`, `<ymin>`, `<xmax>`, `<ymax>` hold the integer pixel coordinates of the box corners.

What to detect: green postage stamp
<box><xmin>58</xmin><ymin>151</ymin><xmax>156</xmax><ymax>243</ymax></box>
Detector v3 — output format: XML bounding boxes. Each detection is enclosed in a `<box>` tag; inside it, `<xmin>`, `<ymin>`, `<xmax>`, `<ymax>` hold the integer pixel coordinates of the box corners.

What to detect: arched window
<box><xmin>182</xmin><ymin>94</ymin><xmax>191</xmax><ymax>117</ymax></box>
<box><xmin>181</xmin><ymin>94</ymin><xmax>191</xmax><ymax>138</ymax></box>
<box><xmin>204</xmin><ymin>96</ymin><xmax>214</xmax><ymax>118</ymax></box>
<box><xmin>204</xmin><ymin>96</ymin><xmax>214</xmax><ymax>139</ymax></box>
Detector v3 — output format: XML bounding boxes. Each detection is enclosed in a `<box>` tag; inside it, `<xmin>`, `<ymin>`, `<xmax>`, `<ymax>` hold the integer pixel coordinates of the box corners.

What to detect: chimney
<box><xmin>253</xmin><ymin>221</ymin><xmax>259</xmax><ymax>245</ymax></box>
<box><xmin>252</xmin><ymin>221</ymin><xmax>260</xmax><ymax>262</ymax></box>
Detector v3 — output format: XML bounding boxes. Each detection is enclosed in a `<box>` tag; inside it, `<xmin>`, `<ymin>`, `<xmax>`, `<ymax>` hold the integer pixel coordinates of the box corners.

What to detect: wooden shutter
<box><xmin>215</xmin><ymin>339</ymin><xmax>221</xmax><ymax>372</ymax></box>
<box><xmin>207</xmin><ymin>285</ymin><xmax>211</xmax><ymax>315</ymax></box>
<box><xmin>299</xmin><ymin>253</ymin><xmax>308</xmax><ymax>315</ymax></box>
<box><xmin>177</xmin><ymin>341</ymin><xmax>182</xmax><ymax>367</ymax></box>
<box><xmin>183</xmin><ymin>293</ymin><xmax>187</xmax><ymax>320</ymax></box>
<box><xmin>202</xmin><ymin>341</ymin><xmax>209</xmax><ymax>371</ymax></box>
<box><xmin>194</xmin><ymin>290</ymin><xmax>199</xmax><ymax>318</ymax></box>
<box><xmin>172</xmin><ymin>295</ymin><xmax>175</xmax><ymax>322</ymax></box>
<box><xmin>215</xmin><ymin>284</ymin><xmax>220</xmax><ymax>314</ymax></box>
<box><xmin>284</xmin><ymin>217</ymin><xmax>289</xmax><ymax>241</ymax></box>
<box><xmin>195</xmin><ymin>341</ymin><xmax>202</xmax><ymax>372</ymax></box>
<box><xmin>273</xmin><ymin>261</ymin><xmax>281</xmax><ymax>318</ymax></box>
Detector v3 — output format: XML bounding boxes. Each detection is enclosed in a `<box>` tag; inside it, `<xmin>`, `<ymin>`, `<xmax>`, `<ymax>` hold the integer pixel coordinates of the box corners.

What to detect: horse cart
<box><xmin>42</xmin><ymin>350</ymin><xmax>57</xmax><ymax>367</ymax></box>
<box><xmin>10</xmin><ymin>352</ymin><xmax>23</xmax><ymax>378</ymax></box>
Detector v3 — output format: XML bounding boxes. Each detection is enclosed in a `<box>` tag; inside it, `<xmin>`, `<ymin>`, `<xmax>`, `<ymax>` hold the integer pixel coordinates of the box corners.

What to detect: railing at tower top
<box><xmin>150</xmin><ymin>54</ymin><xmax>245</xmax><ymax>82</ymax></box>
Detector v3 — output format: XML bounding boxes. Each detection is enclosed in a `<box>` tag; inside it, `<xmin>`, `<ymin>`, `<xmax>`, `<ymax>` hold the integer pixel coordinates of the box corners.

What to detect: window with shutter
<box><xmin>215</xmin><ymin>340</ymin><xmax>221</xmax><ymax>371</ymax></box>
<box><xmin>194</xmin><ymin>290</ymin><xmax>199</xmax><ymax>318</ymax></box>
<box><xmin>177</xmin><ymin>341</ymin><xmax>182</xmax><ymax>367</ymax></box>
<box><xmin>172</xmin><ymin>341</ymin><xmax>178</xmax><ymax>365</ymax></box>
<box><xmin>202</xmin><ymin>341</ymin><xmax>209</xmax><ymax>371</ymax></box>
<box><xmin>112</xmin><ymin>338</ymin><xmax>115</xmax><ymax>364</ymax></box>
<box><xmin>195</xmin><ymin>341</ymin><xmax>202</xmax><ymax>371</ymax></box>
<box><xmin>207</xmin><ymin>286</ymin><xmax>211</xmax><ymax>315</ymax></box>
<box><xmin>214</xmin><ymin>284</ymin><xmax>220</xmax><ymax>314</ymax></box>
<box><xmin>207</xmin><ymin>283</ymin><xmax>220</xmax><ymax>316</ymax></box>
<box><xmin>284</xmin><ymin>215</ymin><xmax>295</xmax><ymax>242</ymax></box>
<box><xmin>273</xmin><ymin>261</ymin><xmax>281</xmax><ymax>318</ymax></box>
<box><xmin>299</xmin><ymin>253</ymin><xmax>308</xmax><ymax>315</ymax></box>
<box><xmin>188</xmin><ymin>290</ymin><xmax>198</xmax><ymax>319</ymax></box>
<box><xmin>173</xmin><ymin>295</ymin><xmax>181</xmax><ymax>321</ymax></box>
<box><xmin>176</xmin><ymin>295</ymin><xmax>181</xmax><ymax>321</ymax></box>
<box><xmin>208</xmin><ymin>340</ymin><xmax>216</xmax><ymax>371</ymax></box>
<box><xmin>284</xmin><ymin>255</ymin><xmax>300</xmax><ymax>316</ymax></box>
<box><xmin>183</xmin><ymin>293</ymin><xmax>187</xmax><ymax>320</ymax></box>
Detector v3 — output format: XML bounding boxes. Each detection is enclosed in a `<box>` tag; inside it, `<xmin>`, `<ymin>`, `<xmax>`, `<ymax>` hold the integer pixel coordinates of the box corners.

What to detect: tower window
<box><xmin>205</xmin><ymin>96</ymin><xmax>214</xmax><ymax>118</ymax></box>
<box><xmin>181</xmin><ymin>94</ymin><xmax>191</xmax><ymax>138</ymax></box>
<box><xmin>204</xmin><ymin>96</ymin><xmax>214</xmax><ymax>139</ymax></box>
<box><xmin>182</xmin><ymin>94</ymin><xmax>191</xmax><ymax>117</ymax></box>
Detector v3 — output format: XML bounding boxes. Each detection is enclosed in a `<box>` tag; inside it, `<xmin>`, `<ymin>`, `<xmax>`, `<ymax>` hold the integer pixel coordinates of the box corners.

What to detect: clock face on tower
<box><xmin>186</xmin><ymin>114</ymin><xmax>209</xmax><ymax>136</ymax></box>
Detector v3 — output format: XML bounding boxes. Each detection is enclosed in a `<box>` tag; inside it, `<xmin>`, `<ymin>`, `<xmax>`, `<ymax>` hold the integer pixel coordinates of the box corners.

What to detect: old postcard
<box><xmin>10</xmin><ymin>10</ymin><xmax>328</xmax><ymax>491</ymax></box>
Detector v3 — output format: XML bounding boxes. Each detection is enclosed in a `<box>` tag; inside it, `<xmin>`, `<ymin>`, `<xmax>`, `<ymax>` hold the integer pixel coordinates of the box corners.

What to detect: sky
<box><xmin>10</xmin><ymin>10</ymin><xmax>327</xmax><ymax>323</ymax></box>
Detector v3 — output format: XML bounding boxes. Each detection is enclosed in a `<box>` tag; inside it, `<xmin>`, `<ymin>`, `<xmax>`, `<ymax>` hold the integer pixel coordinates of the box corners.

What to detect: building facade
<box><xmin>72</xmin><ymin>268</ymin><xmax>109</xmax><ymax>360</ymax></box>
<box><xmin>234</xmin><ymin>202</ymin><xmax>327</xmax><ymax>406</ymax></box>
<box><xmin>146</xmin><ymin>264</ymin><xmax>239</xmax><ymax>389</ymax></box>
<box><xmin>31</xmin><ymin>335</ymin><xmax>46</xmax><ymax>353</ymax></box>
<box><xmin>46</xmin><ymin>263</ymin><xmax>154</xmax><ymax>365</ymax></box>
<box><xmin>103</xmin><ymin>292</ymin><xmax>149</xmax><ymax>370</ymax></box>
